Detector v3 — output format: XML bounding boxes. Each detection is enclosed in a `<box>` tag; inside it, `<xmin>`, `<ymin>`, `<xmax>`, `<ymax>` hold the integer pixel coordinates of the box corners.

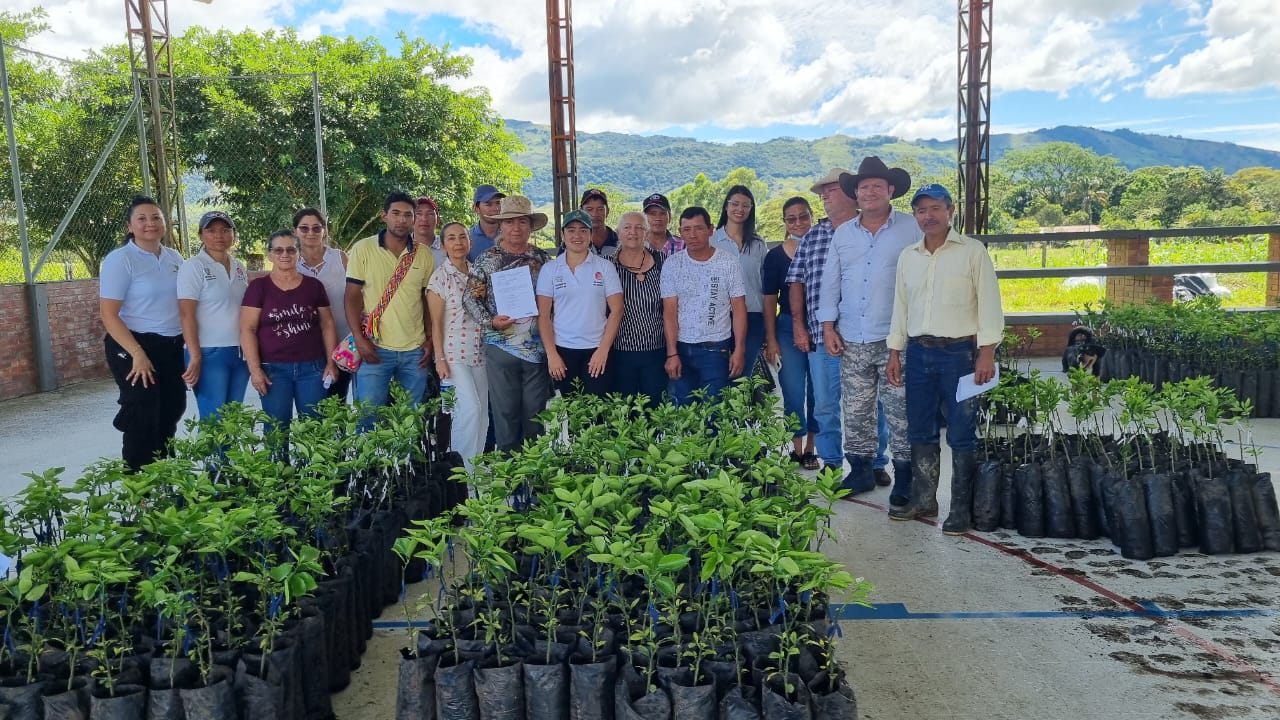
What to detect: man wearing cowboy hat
<box><xmin>817</xmin><ymin>157</ymin><xmax>923</xmax><ymax>508</ymax></box>
<box><xmin>461</xmin><ymin>194</ymin><xmax>554</xmax><ymax>452</ymax></box>
<box><xmin>346</xmin><ymin>191</ymin><xmax>437</xmax><ymax>419</ymax></box>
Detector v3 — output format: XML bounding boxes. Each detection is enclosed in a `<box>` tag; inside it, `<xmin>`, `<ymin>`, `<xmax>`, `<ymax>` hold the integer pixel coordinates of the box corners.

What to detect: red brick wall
<box><xmin>1005</xmin><ymin>318</ymin><xmax>1076</xmax><ymax>358</ymax></box>
<box><xmin>0</xmin><ymin>280</ymin><xmax>109</xmax><ymax>401</ymax></box>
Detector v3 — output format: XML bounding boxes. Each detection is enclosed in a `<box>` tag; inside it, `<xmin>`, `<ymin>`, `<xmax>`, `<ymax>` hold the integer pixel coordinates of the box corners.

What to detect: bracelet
<box><xmin>667</xmin><ymin>353</ymin><xmax>678</xmax><ymax>358</ymax></box>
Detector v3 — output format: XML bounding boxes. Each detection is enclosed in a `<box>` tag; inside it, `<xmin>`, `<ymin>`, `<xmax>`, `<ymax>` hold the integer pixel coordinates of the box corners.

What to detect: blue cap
<box><xmin>561</xmin><ymin>208</ymin><xmax>592</xmax><ymax>230</ymax></box>
<box><xmin>472</xmin><ymin>184</ymin><xmax>505</xmax><ymax>204</ymax></box>
<box><xmin>198</xmin><ymin>210</ymin><xmax>235</xmax><ymax>231</ymax></box>
<box><xmin>910</xmin><ymin>183</ymin><xmax>953</xmax><ymax>206</ymax></box>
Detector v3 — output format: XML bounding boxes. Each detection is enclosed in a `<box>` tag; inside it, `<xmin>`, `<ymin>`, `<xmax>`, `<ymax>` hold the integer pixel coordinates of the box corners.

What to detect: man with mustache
<box><xmin>885</xmin><ymin>184</ymin><xmax>1004</xmax><ymax>533</ymax></box>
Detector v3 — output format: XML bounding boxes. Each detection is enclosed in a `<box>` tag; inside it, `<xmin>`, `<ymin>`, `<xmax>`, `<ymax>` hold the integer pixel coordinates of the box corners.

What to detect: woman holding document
<box><xmin>462</xmin><ymin>195</ymin><xmax>554</xmax><ymax>453</ymax></box>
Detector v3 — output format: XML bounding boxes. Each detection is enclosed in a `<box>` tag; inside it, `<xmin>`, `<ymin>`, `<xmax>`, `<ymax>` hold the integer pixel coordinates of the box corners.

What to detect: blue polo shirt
<box><xmin>468</xmin><ymin>223</ymin><xmax>499</xmax><ymax>261</ymax></box>
<box><xmin>99</xmin><ymin>240</ymin><xmax>184</xmax><ymax>335</ymax></box>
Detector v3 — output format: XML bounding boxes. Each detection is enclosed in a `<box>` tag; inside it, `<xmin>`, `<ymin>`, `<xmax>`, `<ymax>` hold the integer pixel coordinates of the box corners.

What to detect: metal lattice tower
<box><xmin>126</xmin><ymin>0</ymin><xmax>186</xmax><ymax>249</ymax></box>
<box><xmin>546</xmin><ymin>0</ymin><xmax>578</xmax><ymax>242</ymax></box>
<box><xmin>958</xmin><ymin>0</ymin><xmax>992</xmax><ymax>235</ymax></box>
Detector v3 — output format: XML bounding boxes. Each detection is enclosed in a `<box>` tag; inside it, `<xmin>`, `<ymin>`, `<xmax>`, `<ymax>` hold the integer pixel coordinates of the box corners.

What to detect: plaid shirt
<box><xmin>656</xmin><ymin>231</ymin><xmax>685</xmax><ymax>257</ymax></box>
<box><xmin>784</xmin><ymin>218</ymin><xmax>835</xmax><ymax>343</ymax></box>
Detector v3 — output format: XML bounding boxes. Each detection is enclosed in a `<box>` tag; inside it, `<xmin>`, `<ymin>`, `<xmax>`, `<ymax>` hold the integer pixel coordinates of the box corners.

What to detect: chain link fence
<box><xmin>1</xmin><ymin>37</ymin><xmax>326</xmax><ymax>282</ymax></box>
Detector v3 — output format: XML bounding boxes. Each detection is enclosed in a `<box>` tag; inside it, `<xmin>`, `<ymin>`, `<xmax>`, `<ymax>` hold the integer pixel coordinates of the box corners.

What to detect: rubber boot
<box><xmin>890</xmin><ymin>444</ymin><xmax>940</xmax><ymax>520</ymax></box>
<box><xmin>943</xmin><ymin>450</ymin><xmax>979</xmax><ymax>535</ymax></box>
<box><xmin>889</xmin><ymin>458</ymin><xmax>912</xmax><ymax>508</ymax></box>
<box><xmin>841</xmin><ymin>454</ymin><xmax>877</xmax><ymax>497</ymax></box>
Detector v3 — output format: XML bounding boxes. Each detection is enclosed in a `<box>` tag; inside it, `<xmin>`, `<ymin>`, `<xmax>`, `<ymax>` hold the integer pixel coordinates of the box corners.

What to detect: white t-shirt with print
<box><xmin>535</xmin><ymin>252</ymin><xmax>623</xmax><ymax>349</ymax></box>
<box><xmin>177</xmin><ymin>249</ymin><xmax>249</xmax><ymax>348</ymax></box>
<box><xmin>659</xmin><ymin>248</ymin><xmax>745</xmax><ymax>344</ymax></box>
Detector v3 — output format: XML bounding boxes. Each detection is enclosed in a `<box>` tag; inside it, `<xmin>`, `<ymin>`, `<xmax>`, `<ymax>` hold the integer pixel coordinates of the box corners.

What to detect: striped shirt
<box><xmin>783</xmin><ymin>218</ymin><xmax>835</xmax><ymax>343</ymax></box>
<box><xmin>610</xmin><ymin>249</ymin><xmax>665</xmax><ymax>352</ymax></box>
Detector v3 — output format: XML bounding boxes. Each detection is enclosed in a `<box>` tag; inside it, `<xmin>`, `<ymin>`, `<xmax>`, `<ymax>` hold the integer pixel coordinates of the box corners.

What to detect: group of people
<box><xmin>99</xmin><ymin>157</ymin><xmax>1003</xmax><ymax>535</ymax></box>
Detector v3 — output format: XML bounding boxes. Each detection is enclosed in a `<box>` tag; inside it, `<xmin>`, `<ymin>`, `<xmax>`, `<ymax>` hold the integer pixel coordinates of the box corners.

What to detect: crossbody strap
<box><xmin>364</xmin><ymin>246</ymin><xmax>418</xmax><ymax>342</ymax></box>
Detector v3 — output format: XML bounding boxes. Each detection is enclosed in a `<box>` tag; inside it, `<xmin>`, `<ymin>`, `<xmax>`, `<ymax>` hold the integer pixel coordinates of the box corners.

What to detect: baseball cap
<box><xmin>198</xmin><ymin>210</ymin><xmax>235</xmax><ymax>231</ymax></box>
<box><xmin>561</xmin><ymin>208</ymin><xmax>593</xmax><ymax>230</ymax></box>
<box><xmin>580</xmin><ymin>188</ymin><xmax>608</xmax><ymax>205</ymax></box>
<box><xmin>910</xmin><ymin>183</ymin><xmax>954</xmax><ymax>206</ymax></box>
<box><xmin>472</xmin><ymin>184</ymin><xmax>504</xmax><ymax>204</ymax></box>
<box><xmin>642</xmin><ymin>193</ymin><xmax>671</xmax><ymax>212</ymax></box>
<box><xmin>416</xmin><ymin>195</ymin><xmax>439</xmax><ymax>212</ymax></box>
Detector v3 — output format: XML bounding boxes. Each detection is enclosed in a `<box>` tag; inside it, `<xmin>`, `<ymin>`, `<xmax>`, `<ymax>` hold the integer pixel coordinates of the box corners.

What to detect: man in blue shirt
<box><xmin>468</xmin><ymin>184</ymin><xmax>505</xmax><ymax>261</ymax></box>
<box><xmin>818</xmin><ymin>157</ymin><xmax>922</xmax><ymax>507</ymax></box>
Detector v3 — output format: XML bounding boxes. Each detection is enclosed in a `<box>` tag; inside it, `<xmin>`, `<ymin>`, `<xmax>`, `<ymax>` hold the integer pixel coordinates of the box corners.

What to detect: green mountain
<box><xmin>506</xmin><ymin>120</ymin><xmax>1280</xmax><ymax>205</ymax></box>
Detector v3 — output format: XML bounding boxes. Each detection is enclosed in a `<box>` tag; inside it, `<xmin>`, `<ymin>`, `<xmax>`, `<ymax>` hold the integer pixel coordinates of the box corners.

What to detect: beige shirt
<box><xmin>886</xmin><ymin>228</ymin><xmax>1004</xmax><ymax>351</ymax></box>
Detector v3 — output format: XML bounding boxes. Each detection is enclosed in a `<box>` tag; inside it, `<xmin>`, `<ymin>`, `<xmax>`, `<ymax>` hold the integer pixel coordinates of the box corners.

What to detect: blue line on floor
<box><xmin>369</xmin><ymin>603</ymin><xmax>1277</xmax><ymax>630</ymax></box>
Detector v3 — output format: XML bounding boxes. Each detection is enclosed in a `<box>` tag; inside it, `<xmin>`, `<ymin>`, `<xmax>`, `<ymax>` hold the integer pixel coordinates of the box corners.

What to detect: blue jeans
<box><xmin>671</xmin><ymin>339</ymin><xmax>732</xmax><ymax>406</ymax></box>
<box><xmin>258</xmin><ymin>359</ymin><xmax>327</xmax><ymax>433</ymax></box>
<box><xmin>187</xmin><ymin>346</ymin><xmax>250</xmax><ymax>420</ymax></box>
<box><xmin>807</xmin><ymin>348</ymin><xmax>842</xmax><ymax>466</ymax></box>
<box><xmin>743</xmin><ymin>312</ymin><xmax>765</xmax><ymax>381</ymax></box>
<box><xmin>355</xmin><ymin>348</ymin><xmax>429</xmax><ymax>424</ymax></box>
<box><xmin>775</xmin><ymin>319</ymin><xmax>816</xmax><ymax>438</ymax></box>
<box><xmin>874</xmin><ymin>400</ymin><xmax>890</xmax><ymax>470</ymax></box>
<box><xmin>610</xmin><ymin>348</ymin><xmax>668</xmax><ymax>407</ymax></box>
<box><xmin>905</xmin><ymin>338</ymin><xmax>979</xmax><ymax>451</ymax></box>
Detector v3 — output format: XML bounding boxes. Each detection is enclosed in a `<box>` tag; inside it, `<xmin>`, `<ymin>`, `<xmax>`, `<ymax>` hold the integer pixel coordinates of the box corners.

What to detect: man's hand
<box><xmin>547</xmin><ymin>351</ymin><xmax>567</xmax><ymax>382</ymax></box>
<box><xmin>886</xmin><ymin>349</ymin><xmax>903</xmax><ymax>388</ymax></box>
<box><xmin>792</xmin><ymin>316</ymin><xmax>812</xmax><ymax>353</ymax></box>
<box><xmin>823</xmin><ymin>332</ymin><xmax>843</xmax><ymax>357</ymax></box>
<box><xmin>181</xmin><ymin>354</ymin><xmax>202</xmax><ymax>387</ymax></box>
<box><xmin>417</xmin><ymin>338</ymin><xmax>434</xmax><ymax>368</ymax></box>
<box><xmin>354</xmin><ymin>334</ymin><xmax>381</xmax><ymax>365</ymax></box>
<box><xmin>974</xmin><ymin>345</ymin><xmax>997</xmax><ymax>385</ymax></box>
<box><xmin>665</xmin><ymin>354</ymin><xmax>682</xmax><ymax>380</ymax></box>
<box><xmin>728</xmin><ymin>348</ymin><xmax>745</xmax><ymax>378</ymax></box>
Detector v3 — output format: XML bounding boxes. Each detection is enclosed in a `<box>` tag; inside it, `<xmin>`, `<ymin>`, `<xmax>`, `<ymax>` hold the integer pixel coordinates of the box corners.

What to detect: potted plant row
<box><xmin>393</xmin><ymin>380</ymin><xmax>869</xmax><ymax>720</ymax></box>
<box><xmin>0</xmin><ymin>385</ymin><xmax>455</xmax><ymax>720</ymax></box>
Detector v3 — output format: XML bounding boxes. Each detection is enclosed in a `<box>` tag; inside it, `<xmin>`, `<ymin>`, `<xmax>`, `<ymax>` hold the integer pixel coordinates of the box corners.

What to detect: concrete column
<box><xmin>1105</xmin><ymin>235</ymin><xmax>1171</xmax><ymax>305</ymax></box>
<box><xmin>25</xmin><ymin>283</ymin><xmax>56</xmax><ymax>392</ymax></box>
<box><xmin>1268</xmin><ymin>232</ymin><xmax>1279</xmax><ymax>308</ymax></box>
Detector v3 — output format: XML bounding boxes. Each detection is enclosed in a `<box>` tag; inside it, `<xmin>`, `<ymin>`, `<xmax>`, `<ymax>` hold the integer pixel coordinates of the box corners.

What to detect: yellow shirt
<box><xmin>886</xmin><ymin>228</ymin><xmax>1003</xmax><ymax>351</ymax></box>
<box><xmin>346</xmin><ymin>232</ymin><xmax>435</xmax><ymax>351</ymax></box>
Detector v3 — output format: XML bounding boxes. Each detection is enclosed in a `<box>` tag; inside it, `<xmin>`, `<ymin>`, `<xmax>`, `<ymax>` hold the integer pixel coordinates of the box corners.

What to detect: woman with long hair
<box><xmin>427</xmin><ymin>222</ymin><xmax>488</xmax><ymax>468</ymax></box>
<box><xmin>240</xmin><ymin>229</ymin><xmax>338</xmax><ymax>441</ymax></box>
<box><xmin>99</xmin><ymin>194</ymin><xmax>187</xmax><ymax>470</ymax></box>
<box><xmin>178</xmin><ymin>210</ymin><xmax>250</xmax><ymax>420</ymax></box>
<box><xmin>713</xmin><ymin>184</ymin><xmax>768</xmax><ymax>379</ymax></box>
<box><xmin>763</xmin><ymin>197</ymin><xmax>819</xmax><ymax>468</ymax></box>
<box><xmin>293</xmin><ymin>207</ymin><xmax>352</xmax><ymax>399</ymax></box>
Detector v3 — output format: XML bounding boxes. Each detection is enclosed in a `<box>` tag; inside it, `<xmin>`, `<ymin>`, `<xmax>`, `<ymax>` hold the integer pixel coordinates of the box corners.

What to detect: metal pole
<box><xmin>133</xmin><ymin>75</ymin><xmax>152</xmax><ymax>194</ymax></box>
<box><xmin>312</xmin><ymin>72</ymin><xmax>326</xmax><ymax>218</ymax></box>
<box><xmin>1</xmin><ymin>35</ymin><xmax>33</xmax><ymax>285</ymax></box>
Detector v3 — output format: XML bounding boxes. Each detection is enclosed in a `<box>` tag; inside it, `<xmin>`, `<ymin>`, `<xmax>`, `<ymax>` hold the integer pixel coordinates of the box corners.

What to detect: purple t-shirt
<box><xmin>242</xmin><ymin>275</ymin><xmax>330</xmax><ymax>364</ymax></box>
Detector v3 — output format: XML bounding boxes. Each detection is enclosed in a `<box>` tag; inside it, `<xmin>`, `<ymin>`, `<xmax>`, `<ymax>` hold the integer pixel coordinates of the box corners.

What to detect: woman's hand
<box><xmin>588</xmin><ymin>348</ymin><xmax>609</xmax><ymax>378</ymax></box>
<box><xmin>322</xmin><ymin>361</ymin><xmax>338</xmax><ymax>388</ymax></box>
<box><xmin>547</xmin><ymin>351</ymin><xmax>567</xmax><ymax>381</ymax></box>
<box><xmin>435</xmin><ymin>356</ymin><xmax>452</xmax><ymax>380</ymax></box>
<box><xmin>128</xmin><ymin>350</ymin><xmax>157</xmax><ymax>387</ymax></box>
<box><xmin>763</xmin><ymin>338</ymin><xmax>781</xmax><ymax>365</ymax></box>
<box><xmin>492</xmin><ymin>315</ymin><xmax>514</xmax><ymax>331</ymax></box>
<box><xmin>249</xmin><ymin>365</ymin><xmax>271</xmax><ymax>395</ymax></box>
<box><xmin>181</xmin><ymin>353</ymin><xmax>202</xmax><ymax>387</ymax></box>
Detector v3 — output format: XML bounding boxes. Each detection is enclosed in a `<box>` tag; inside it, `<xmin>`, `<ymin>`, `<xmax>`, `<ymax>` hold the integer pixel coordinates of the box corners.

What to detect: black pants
<box><xmin>326</xmin><ymin>367</ymin><xmax>353</xmax><ymax>401</ymax></box>
<box><xmin>554</xmin><ymin>345</ymin><xmax>610</xmax><ymax>397</ymax></box>
<box><xmin>105</xmin><ymin>332</ymin><xmax>187</xmax><ymax>471</ymax></box>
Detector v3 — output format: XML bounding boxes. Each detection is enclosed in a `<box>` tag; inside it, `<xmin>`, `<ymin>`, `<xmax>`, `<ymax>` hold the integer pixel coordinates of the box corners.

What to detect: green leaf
<box><xmin>656</xmin><ymin>553</ymin><xmax>688</xmax><ymax>573</ymax></box>
<box><xmin>777</xmin><ymin>557</ymin><xmax>801</xmax><ymax>577</ymax></box>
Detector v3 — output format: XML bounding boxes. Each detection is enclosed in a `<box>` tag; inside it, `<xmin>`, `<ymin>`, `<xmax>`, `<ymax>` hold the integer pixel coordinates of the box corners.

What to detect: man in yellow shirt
<box><xmin>345</xmin><ymin>191</ymin><xmax>435</xmax><ymax>413</ymax></box>
<box><xmin>885</xmin><ymin>184</ymin><xmax>1003</xmax><ymax>533</ymax></box>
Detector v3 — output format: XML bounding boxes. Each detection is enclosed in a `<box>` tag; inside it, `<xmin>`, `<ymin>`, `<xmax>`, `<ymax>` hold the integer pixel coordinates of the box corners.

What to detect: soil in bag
<box><xmin>1000</xmin><ymin>463</ymin><xmax>1018</xmax><ymax>530</ymax></box>
<box><xmin>179</xmin><ymin>666</ymin><xmax>237</xmax><ymax>720</ymax></box>
<box><xmin>1251</xmin><ymin>471</ymin><xmax>1280</xmax><ymax>551</ymax></box>
<box><xmin>523</xmin><ymin>657</ymin><xmax>567</xmax><ymax>720</ymax></box>
<box><xmin>1196</xmin><ymin>474</ymin><xmax>1235</xmax><ymax>555</ymax></box>
<box><xmin>807</xmin><ymin>669</ymin><xmax>856</xmax><ymax>720</ymax></box>
<box><xmin>396</xmin><ymin>648</ymin><xmax>438</xmax><ymax>720</ymax></box>
<box><xmin>569</xmin><ymin>654</ymin><xmax>616</xmax><ymax>720</ymax></box>
<box><xmin>719</xmin><ymin>686</ymin><xmax>761</xmax><ymax>720</ymax></box>
<box><xmin>88</xmin><ymin>683</ymin><xmax>147</xmax><ymax>720</ymax></box>
<box><xmin>613</xmin><ymin>677</ymin><xmax>669</xmax><ymax>720</ymax></box>
<box><xmin>1142</xmin><ymin>472</ymin><xmax>1179</xmax><ymax>557</ymax></box>
<box><xmin>235</xmin><ymin>659</ymin><xmax>284</xmax><ymax>720</ymax></box>
<box><xmin>42</xmin><ymin>676</ymin><xmax>89</xmax><ymax>720</ymax></box>
<box><xmin>1227</xmin><ymin>469</ymin><xmax>1263</xmax><ymax>553</ymax></box>
<box><xmin>1041</xmin><ymin>458</ymin><xmax>1075</xmax><ymax>538</ymax></box>
<box><xmin>1089</xmin><ymin>461</ymin><xmax>1113</xmax><ymax>540</ymax></box>
<box><xmin>1106</xmin><ymin>473</ymin><xmax>1154</xmax><ymax>560</ymax></box>
<box><xmin>1014</xmin><ymin>462</ymin><xmax>1045</xmax><ymax>538</ymax></box>
<box><xmin>473</xmin><ymin>657</ymin><xmax>524</xmax><ymax>720</ymax></box>
<box><xmin>1067</xmin><ymin>458</ymin><xmax>1099</xmax><ymax>539</ymax></box>
<box><xmin>971</xmin><ymin>459</ymin><xmax>1003</xmax><ymax>532</ymax></box>
<box><xmin>1172</xmin><ymin>468</ymin><xmax>1199</xmax><ymax>548</ymax></box>
<box><xmin>295</xmin><ymin>607</ymin><xmax>334</xmax><ymax>720</ymax></box>
<box><xmin>435</xmin><ymin>656</ymin><xmax>479</xmax><ymax>720</ymax></box>
<box><xmin>668</xmin><ymin>674</ymin><xmax>716</xmax><ymax>720</ymax></box>
<box><xmin>146</xmin><ymin>657</ymin><xmax>196</xmax><ymax>720</ymax></box>
<box><xmin>0</xmin><ymin>676</ymin><xmax>47</xmax><ymax>720</ymax></box>
<box><xmin>760</xmin><ymin>673</ymin><xmax>810</xmax><ymax>720</ymax></box>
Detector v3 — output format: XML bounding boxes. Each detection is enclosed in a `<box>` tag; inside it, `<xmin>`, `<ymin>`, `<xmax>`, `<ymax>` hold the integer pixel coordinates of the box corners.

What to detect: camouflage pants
<box><xmin>838</xmin><ymin>339</ymin><xmax>909</xmax><ymax>460</ymax></box>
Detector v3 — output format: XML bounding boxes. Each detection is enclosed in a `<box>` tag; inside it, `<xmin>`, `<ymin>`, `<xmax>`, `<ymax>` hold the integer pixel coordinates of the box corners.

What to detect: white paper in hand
<box><xmin>956</xmin><ymin>366</ymin><xmax>999</xmax><ymax>402</ymax></box>
<box><xmin>490</xmin><ymin>266</ymin><xmax>538</xmax><ymax>319</ymax></box>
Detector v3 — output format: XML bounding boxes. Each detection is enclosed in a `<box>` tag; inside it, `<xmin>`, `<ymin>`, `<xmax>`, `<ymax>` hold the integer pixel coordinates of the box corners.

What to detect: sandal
<box><xmin>801</xmin><ymin>453</ymin><xmax>820</xmax><ymax>470</ymax></box>
<box><xmin>788</xmin><ymin>451</ymin><xmax>804</xmax><ymax>466</ymax></box>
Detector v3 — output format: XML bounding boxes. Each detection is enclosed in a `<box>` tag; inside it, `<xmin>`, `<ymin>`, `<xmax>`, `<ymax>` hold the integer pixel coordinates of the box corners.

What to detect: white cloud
<box><xmin>1145</xmin><ymin>0</ymin><xmax>1280</xmax><ymax>97</ymax></box>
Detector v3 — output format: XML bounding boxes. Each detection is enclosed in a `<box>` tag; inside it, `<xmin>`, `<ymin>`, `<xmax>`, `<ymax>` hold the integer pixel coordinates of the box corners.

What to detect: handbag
<box><xmin>331</xmin><ymin>246</ymin><xmax>418</xmax><ymax>372</ymax></box>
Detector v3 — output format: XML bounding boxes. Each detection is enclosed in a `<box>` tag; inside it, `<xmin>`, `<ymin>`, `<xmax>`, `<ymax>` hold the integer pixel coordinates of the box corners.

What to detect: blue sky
<box><xmin>14</xmin><ymin>0</ymin><xmax>1280</xmax><ymax>151</ymax></box>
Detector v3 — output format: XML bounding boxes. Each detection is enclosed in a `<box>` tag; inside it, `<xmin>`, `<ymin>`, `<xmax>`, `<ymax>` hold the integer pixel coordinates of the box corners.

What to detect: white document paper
<box><xmin>490</xmin><ymin>266</ymin><xmax>538</xmax><ymax>319</ymax></box>
<box><xmin>956</xmin><ymin>366</ymin><xmax>999</xmax><ymax>402</ymax></box>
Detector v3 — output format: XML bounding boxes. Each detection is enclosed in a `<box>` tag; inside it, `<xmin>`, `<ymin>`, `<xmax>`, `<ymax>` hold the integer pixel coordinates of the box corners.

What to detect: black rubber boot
<box><xmin>841</xmin><ymin>454</ymin><xmax>877</xmax><ymax>497</ymax></box>
<box><xmin>889</xmin><ymin>458</ymin><xmax>912</xmax><ymax>508</ymax></box>
<box><xmin>943</xmin><ymin>450</ymin><xmax>979</xmax><ymax>535</ymax></box>
<box><xmin>890</xmin><ymin>445</ymin><xmax>940</xmax><ymax>520</ymax></box>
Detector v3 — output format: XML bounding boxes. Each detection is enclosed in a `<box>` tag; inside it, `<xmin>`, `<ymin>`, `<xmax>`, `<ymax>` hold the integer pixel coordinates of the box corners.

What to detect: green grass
<box><xmin>0</xmin><ymin>247</ymin><xmax>93</xmax><ymax>284</ymax></box>
<box><xmin>990</xmin><ymin>237</ymin><xmax>1272</xmax><ymax>312</ymax></box>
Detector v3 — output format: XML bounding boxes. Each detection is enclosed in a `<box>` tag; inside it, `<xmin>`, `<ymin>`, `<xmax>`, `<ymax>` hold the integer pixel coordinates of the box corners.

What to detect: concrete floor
<box><xmin>2</xmin><ymin>363</ymin><xmax>1279</xmax><ymax>719</ymax></box>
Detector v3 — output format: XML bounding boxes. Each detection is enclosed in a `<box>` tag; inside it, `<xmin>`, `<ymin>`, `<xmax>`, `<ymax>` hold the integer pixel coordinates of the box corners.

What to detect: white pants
<box><xmin>448</xmin><ymin>362</ymin><xmax>489</xmax><ymax>469</ymax></box>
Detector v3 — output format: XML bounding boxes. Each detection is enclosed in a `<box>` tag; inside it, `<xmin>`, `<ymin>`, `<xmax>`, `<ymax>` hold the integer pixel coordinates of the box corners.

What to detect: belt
<box><xmin>911</xmin><ymin>335</ymin><xmax>975</xmax><ymax>348</ymax></box>
<box><xmin>678</xmin><ymin>339</ymin><xmax>731</xmax><ymax>349</ymax></box>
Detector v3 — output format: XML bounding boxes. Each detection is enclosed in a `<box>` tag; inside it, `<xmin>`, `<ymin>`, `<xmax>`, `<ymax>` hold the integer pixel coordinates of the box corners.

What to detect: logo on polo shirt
<box><xmin>592</xmin><ymin>271</ymin><xmax>603</xmax><ymax>286</ymax></box>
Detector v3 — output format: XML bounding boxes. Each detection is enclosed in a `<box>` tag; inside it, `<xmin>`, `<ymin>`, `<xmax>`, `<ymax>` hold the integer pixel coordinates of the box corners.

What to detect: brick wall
<box><xmin>0</xmin><ymin>280</ymin><xmax>109</xmax><ymax>401</ymax></box>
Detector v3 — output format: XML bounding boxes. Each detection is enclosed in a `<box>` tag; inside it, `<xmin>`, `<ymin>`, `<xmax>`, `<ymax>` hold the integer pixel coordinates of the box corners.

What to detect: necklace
<box><xmin>618</xmin><ymin>251</ymin><xmax>650</xmax><ymax>282</ymax></box>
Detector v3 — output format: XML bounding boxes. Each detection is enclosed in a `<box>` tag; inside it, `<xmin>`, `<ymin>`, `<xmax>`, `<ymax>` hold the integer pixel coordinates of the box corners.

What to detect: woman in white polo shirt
<box><xmin>99</xmin><ymin>194</ymin><xmax>187</xmax><ymax>471</ymax></box>
<box><xmin>536</xmin><ymin>209</ymin><xmax>623</xmax><ymax>397</ymax></box>
<box><xmin>178</xmin><ymin>210</ymin><xmax>250</xmax><ymax>419</ymax></box>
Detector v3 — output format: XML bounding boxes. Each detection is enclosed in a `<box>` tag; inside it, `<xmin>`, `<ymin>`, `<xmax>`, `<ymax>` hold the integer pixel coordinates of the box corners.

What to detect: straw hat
<box><xmin>489</xmin><ymin>195</ymin><xmax>548</xmax><ymax>231</ymax></box>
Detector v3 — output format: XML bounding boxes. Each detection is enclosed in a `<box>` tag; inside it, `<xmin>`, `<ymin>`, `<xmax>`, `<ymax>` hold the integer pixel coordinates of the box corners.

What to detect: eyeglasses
<box><xmin>295</xmin><ymin>225</ymin><xmax>324</xmax><ymax>234</ymax></box>
<box><xmin>269</xmin><ymin>246</ymin><xmax>299</xmax><ymax>256</ymax></box>
<box><xmin>726</xmin><ymin>200</ymin><xmax>753</xmax><ymax>210</ymax></box>
<box><xmin>783</xmin><ymin>213</ymin><xmax>812</xmax><ymax>224</ymax></box>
